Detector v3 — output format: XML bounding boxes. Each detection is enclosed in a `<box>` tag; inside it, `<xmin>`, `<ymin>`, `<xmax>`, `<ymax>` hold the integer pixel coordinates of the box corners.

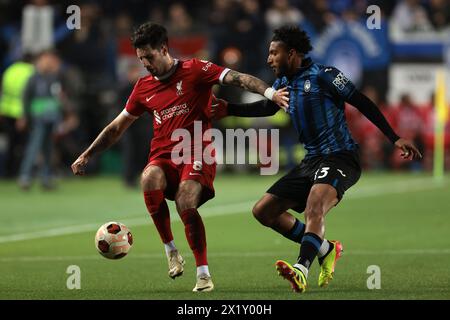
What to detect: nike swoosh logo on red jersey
<box><xmin>146</xmin><ymin>94</ymin><xmax>156</xmax><ymax>102</ymax></box>
<box><xmin>189</xmin><ymin>172</ymin><xmax>201</xmax><ymax>176</ymax></box>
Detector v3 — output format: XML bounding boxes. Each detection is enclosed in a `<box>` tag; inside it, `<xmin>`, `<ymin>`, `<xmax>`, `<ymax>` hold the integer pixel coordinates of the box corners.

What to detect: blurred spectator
<box><xmin>18</xmin><ymin>50</ymin><xmax>64</xmax><ymax>190</ymax></box>
<box><xmin>300</xmin><ymin>0</ymin><xmax>335</xmax><ymax>34</ymax></box>
<box><xmin>57</xmin><ymin>2</ymin><xmax>116</xmax><ymax>170</ymax></box>
<box><xmin>391</xmin><ymin>0</ymin><xmax>433</xmax><ymax>32</ymax></box>
<box><xmin>0</xmin><ymin>29</ymin><xmax>8</xmax><ymax>73</ymax></box>
<box><xmin>357</xmin><ymin>86</ymin><xmax>394</xmax><ymax>169</ymax></box>
<box><xmin>392</xmin><ymin>94</ymin><xmax>423</xmax><ymax>141</ymax></box>
<box><xmin>327</xmin><ymin>0</ymin><xmax>353</xmax><ymax>15</ymax></box>
<box><xmin>21</xmin><ymin>0</ymin><xmax>54</xmax><ymax>55</ymax></box>
<box><xmin>58</xmin><ymin>2</ymin><xmax>113</xmax><ymax>87</ymax></box>
<box><xmin>118</xmin><ymin>64</ymin><xmax>152</xmax><ymax>188</ymax></box>
<box><xmin>265</xmin><ymin>0</ymin><xmax>304</xmax><ymax>32</ymax></box>
<box><xmin>167</xmin><ymin>2</ymin><xmax>196</xmax><ymax>36</ymax></box>
<box><xmin>115</xmin><ymin>13</ymin><xmax>136</xmax><ymax>84</ymax></box>
<box><xmin>390</xmin><ymin>94</ymin><xmax>424</xmax><ymax>170</ymax></box>
<box><xmin>0</xmin><ymin>54</ymin><xmax>35</xmax><ymax>178</ymax></box>
<box><xmin>51</xmin><ymin>64</ymin><xmax>81</xmax><ymax>177</ymax></box>
<box><xmin>207</xmin><ymin>0</ymin><xmax>239</xmax><ymax>64</ymax></box>
<box><xmin>368</xmin><ymin>0</ymin><xmax>398</xmax><ymax>17</ymax></box>
<box><xmin>234</xmin><ymin>0</ymin><xmax>267</xmax><ymax>75</ymax></box>
<box><xmin>147</xmin><ymin>5</ymin><xmax>166</xmax><ymax>26</ymax></box>
<box><xmin>426</xmin><ymin>0</ymin><xmax>450</xmax><ymax>31</ymax></box>
<box><xmin>167</xmin><ymin>2</ymin><xmax>207</xmax><ymax>59</ymax></box>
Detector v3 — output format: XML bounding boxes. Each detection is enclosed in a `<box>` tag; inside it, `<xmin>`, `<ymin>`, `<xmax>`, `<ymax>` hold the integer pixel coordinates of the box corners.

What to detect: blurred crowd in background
<box><xmin>0</xmin><ymin>0</ymin><xmax>449</xmax><ymax>189</ymax></box>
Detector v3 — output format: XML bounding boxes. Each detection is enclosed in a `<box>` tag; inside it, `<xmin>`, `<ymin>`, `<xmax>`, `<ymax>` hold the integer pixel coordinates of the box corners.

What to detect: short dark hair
<box><xmin>272</xmin><ymin>25</ymin><xmax>313</xmax><ymax>55</ymax></box>
<box><xmin>131</xmin><ymin>22</ymin><xmax>168</xmax><ymax>49</ymax></box>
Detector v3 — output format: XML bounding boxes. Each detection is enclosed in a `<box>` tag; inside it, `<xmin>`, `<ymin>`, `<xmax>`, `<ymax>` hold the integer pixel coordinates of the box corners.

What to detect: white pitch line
<box><xmin>0</xmin><ymin>177</ymin><xmax>446</xmax><ymax>244</ymax></box>
<box><xmin>1</xmin><ymin>248</ymin><xmax>450</xmax><ymax>263</ymax></box>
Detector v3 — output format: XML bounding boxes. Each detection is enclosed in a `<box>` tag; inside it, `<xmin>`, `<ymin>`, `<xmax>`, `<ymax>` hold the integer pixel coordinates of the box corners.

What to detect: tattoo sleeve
<box><xmin>84</xmin><ymin>124</ymin><xmax>123</xmax><ymax>157</ymax></box>
<box><xmin>224</xmin><ymin>70</ymin><xmax>269</xmax><ymax>96</ymax></box>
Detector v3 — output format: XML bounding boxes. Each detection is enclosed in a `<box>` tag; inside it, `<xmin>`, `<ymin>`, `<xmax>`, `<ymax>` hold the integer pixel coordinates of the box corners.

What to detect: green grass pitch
<box><xmin>0</xmin><ymin>172</ymin><xmax>449</xmax><ymax>300</ymax></box>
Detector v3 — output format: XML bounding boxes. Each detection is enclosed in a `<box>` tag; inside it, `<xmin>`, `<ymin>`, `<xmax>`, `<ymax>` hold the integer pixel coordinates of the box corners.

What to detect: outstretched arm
<box><xmin>317</xmin><ymin>66</ymin><xmax>421</xmax><ymax>160</ymax></box>
<box><xmin>211</xmin><ymin>96</ymin><xmax>280</xmax><ymax>120</ymax></box>
<box><xmin>347</xmin><ymin>90</ymin><xmax>422</xmax><ymax>160</ymax></box>
<box><xmin>228</xmin><ymin>100</ymin><xmax>280</xmax><ymax>117</ymax></box>
<box><xmin>71</xmin><ymin>112</ymin><xmax>136</xmax><ymax>175</ymax></box>
<box><xmin>222</xmin><ymin>70</ymin><xmax>289</xmax><ymax>109</ymax></box>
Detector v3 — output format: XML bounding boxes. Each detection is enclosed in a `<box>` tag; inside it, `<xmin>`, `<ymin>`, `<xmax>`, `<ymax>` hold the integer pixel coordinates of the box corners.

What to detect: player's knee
<box><xmin>176</xmin><ymin>197</ymin><xmax>196</xmax><ymax>213</ymax></box>
<box><xmin>252</xmin><ymin>203</ymin><xmax>272</xmax><ymax>226</ymax></box>
<box><xmin>141</xmin><ymin>166</ymin><xmax>166</xmax><ymax>190</ymax></box>
<box><xmin>176</xmin><ymin>181</ymin><xmax>201</xmax><ymax>212</ymax></box>
<box><xmin>252</xmin><ymin>202</ymin><xmax>263</xmax><ymax>220</ymax></box>
<box><xmin>175</xmin><ymin>190</ymin><xmax>198</xmax><ymax>213</ymax></box>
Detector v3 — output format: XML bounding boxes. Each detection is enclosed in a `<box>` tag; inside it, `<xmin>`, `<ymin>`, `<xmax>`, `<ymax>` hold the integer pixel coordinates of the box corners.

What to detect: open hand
<box><xmin>272</xmin><ymin>87</ymin><xmax>289</xmax><ymax>112</ymax></box>
<box><xmin>395</xmin><ymin>138</ymin><xmax>422</xmax><ymax>160</ymax></box>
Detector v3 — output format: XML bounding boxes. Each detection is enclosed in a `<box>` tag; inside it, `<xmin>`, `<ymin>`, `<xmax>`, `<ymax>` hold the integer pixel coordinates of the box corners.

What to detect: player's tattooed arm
<box><xmin>223</xmin><ymin>70</ymin><xmax>267</xmax><ymax>93</ymax></box>
<box><xmin>223</xmin><ymin>70</ymin><xmax>289</xmax><ymax>109</ymax></box>
<box><xmin>71</xmin><ymin>113</ymin><xmax>135</xmax><ymax>175</ymax></box>
<box><xmin>85</xmin><ymin>126</ymin><xmax>120</xmax><ymax>156</ymax></box>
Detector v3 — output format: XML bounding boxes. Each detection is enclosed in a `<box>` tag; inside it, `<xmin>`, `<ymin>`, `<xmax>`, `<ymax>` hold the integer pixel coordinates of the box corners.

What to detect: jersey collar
<box><xmin>297</xmin><ymin>57</ymin><xmax>313</xmax><ymax>74</ymax></box>
<box><xmin>154</xmin><ymin>59</ymin><xmax>179</xmax><ymax>81</ymax></box>
<box><xmin>285</xmin><ymin>57</ymin><xmax>313</xmax><ymax>81</ymax></box>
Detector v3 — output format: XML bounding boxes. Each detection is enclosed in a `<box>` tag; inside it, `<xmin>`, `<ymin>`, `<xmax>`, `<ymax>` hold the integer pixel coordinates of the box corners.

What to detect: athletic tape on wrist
<box><xmin>264</xmin><ymin>87</ymin><xmax>276</xmax><ymax>101</ymax></box>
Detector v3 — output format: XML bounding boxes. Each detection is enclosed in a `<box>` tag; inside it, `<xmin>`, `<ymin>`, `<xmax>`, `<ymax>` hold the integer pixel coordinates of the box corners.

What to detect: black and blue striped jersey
<box><xmin>272</xmin><ymin>57</ymin><xmax>359</xmax><ymax>158</ymax></box>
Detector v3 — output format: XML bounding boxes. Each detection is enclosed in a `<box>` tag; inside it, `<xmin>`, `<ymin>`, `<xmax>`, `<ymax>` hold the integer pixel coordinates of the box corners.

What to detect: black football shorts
<box><xmin>267</xmin><ymin>150</ymin><xmax>361</xmax><ymax>213</ymax></box>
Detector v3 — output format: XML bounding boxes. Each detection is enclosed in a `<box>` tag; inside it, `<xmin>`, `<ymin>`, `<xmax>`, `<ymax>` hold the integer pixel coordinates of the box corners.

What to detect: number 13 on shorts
<box><xmin>314</xmin><ymin>167</ymin><xmax>330</xmax><ymax>180</ymax></box>
<box><xmin>314</xmin><ymin>167</ymin><xmax>348</xmax><ymax>181</ymax></box>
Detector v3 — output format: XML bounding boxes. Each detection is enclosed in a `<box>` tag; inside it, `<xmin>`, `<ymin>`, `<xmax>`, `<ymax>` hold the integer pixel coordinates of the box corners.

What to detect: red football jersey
<box><xmin>122</xmin><ymin>58</ymin><xmax>229</xmax><ymax>161</ymax></box>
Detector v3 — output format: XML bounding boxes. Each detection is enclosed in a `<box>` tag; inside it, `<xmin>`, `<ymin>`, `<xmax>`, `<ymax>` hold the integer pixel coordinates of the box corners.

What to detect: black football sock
<box><xmin>280</xmin><ymin>219</ymin><xmax>305</xmax><ymax>243</ymax></box>
<box><xmin>295</xmin><ymin>232</ymin><xmax>323</xmax><ymax>277</ymax></box>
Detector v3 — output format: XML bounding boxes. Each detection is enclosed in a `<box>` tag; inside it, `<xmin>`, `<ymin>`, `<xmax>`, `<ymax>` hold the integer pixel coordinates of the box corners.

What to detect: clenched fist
<box><xmin>71</xmin><ymin>154</ymin><xmax>90</xmax><ymax>176</ymax></box>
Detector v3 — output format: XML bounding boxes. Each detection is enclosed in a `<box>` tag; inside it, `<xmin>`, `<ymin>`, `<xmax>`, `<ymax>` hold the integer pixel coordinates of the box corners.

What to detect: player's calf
<box><xmin>143</xmin><ymin>190</ymin><xmax>174</xmax><ymax>243</ymax></box>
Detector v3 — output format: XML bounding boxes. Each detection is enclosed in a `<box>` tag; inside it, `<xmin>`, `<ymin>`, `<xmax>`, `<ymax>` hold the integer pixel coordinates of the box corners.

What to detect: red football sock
<box><xmin>180</xmin><ymin>208</ymin><xmax>207</xmax><ymax>266</ymax></box>
<box><xmin>143</xmin><ymin>190</ymin><xmax>173</xmax><ymax>244</ymax></box>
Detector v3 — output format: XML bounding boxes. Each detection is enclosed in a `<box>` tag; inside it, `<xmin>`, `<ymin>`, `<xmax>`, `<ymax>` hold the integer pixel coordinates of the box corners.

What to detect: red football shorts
<box><xmin>146</xmin><ymin>155</ymin><xmax>216</xmax><ymax>207</ymax></box>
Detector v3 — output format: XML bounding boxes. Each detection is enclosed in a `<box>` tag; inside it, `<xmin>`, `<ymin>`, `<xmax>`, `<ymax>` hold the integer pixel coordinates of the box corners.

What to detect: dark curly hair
<box><xmin>131</xmin><ymin>22</ymin><xmax>168</xmax><ymax>49</ymax></box>
<box><xmin>272</xmin><ymin>25</ymin><xmax>313</xmax><ymax>55</ymax></box>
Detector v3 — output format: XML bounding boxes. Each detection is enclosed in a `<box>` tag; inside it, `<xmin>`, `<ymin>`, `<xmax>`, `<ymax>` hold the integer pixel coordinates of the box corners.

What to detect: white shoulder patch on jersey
<box><xmin>332</xmin><ymin>72</ymin><xmax>349</xmax><ymax>91</ymax></box>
